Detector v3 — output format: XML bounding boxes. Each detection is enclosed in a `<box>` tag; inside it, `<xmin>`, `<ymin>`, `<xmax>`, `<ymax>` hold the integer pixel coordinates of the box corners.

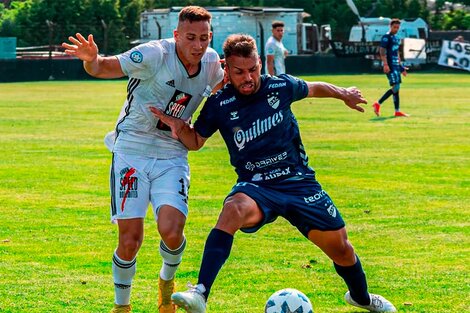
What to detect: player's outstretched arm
<box><xmin>62</xmin><ymin>33</ymin><xmax>124</xmax><ymax>79</ymax></box>
<box><xmin>307</xmin><ymin>82</ymin><xmax>367</xmax><ymax>113</ymax></box>
<box><xmin>149</xmin><ymin>107</ymin><xmax>207</xmax><ymax>150</ymax></box>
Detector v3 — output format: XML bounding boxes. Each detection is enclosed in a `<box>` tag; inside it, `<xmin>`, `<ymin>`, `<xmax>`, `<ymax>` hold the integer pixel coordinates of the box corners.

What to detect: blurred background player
<box><xmin>62</xmin><ymin>6</ymin><xmax>224</xmax><ymax>313</ymax></box>
<box><xmin>265</xmin><ymin>20</ymin><xmax>289</xmax><ymax>76</ymax></box>
<box><xmin>373</xmin><ymin>18</ymin><xmax>409</xmax><ymax>117</ymax></box>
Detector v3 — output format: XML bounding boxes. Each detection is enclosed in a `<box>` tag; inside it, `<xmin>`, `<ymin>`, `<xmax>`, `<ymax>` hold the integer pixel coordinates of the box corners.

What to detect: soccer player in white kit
<box><xmin>62</xmin><ymin>6</ymin><xmax>224</xmax><ymax>313</ymax></box>
<box><xmin>265</xmin><ymin>20</ymin><xmax>289</xmax><ymax>76</ymax></box>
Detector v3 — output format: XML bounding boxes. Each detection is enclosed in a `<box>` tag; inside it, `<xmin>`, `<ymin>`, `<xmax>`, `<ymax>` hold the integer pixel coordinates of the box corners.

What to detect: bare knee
<box><xmin>216</xmin><ymin>195</ymin><xmax>261</xmax><ymax>234</ymax></box>
<box><xmin>158</xmin><ymin>225</ymin><xmax>184</xmax><ymax>249</ymax></box>
<box><xmin>118</xmin><ymin>233</ymin><xmax>143</xmax><ymax>260</ymax></box>
<box><xmin>308</xmin><ymin>228</ymin><xmax>357</xmax><ymax>266</ymax></box>
<box><xmin>157</xmin><ymin>206</ymin><xmax>186</xmax><ymax>249</ymax></box>
<box><xmin>331</xmin><ymin>240</ymin><xmax>356</xmax><ymax>266</ymax></box>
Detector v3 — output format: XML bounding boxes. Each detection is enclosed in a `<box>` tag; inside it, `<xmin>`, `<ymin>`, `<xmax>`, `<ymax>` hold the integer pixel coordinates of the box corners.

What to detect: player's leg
<box><xmin>110</xmin><ymin>153</ymin><xmax>151</xmax><ymax>312</ymax></box>
<box><xmin>150</xmin><ymin>158</ymin><xmax>190</xmax><ymax>313</ymax></box>
<box><xmin>112</xmin><ymin>218</ymin><xmax>144</xmax><ymax>312</ymax></box>
<box><xmin>308</xmin><ymin>228</ymin><xmax>396</xmax><ymax>312</ymax></box>
<box><xmin>156</xmin><ymin>205</ymin><xmax>186</xmax><ymax>313</ymax></box>
<box><xmin>308</xmin><ymin>228</ymin><xmax>369</xmax><ymax>302</ymax></box>
<box><xmin>373</xmin><ymin>73</ymin><xmax>395</xmax><ymax>116</ymax></box>
<box><xmin>198</xmin><ymin>192</ymin><xmax>263</xmax><ymax>296</ymax></box>
<box><xmin>391</xmin><ymin>82</ymin><xmax>407</xmax><ymax>117</ymax></box>
<box><xmin>172</xmin><ymin>190</ymin><xmax>265</xmax><ymax>313</ymax></box>
<box><xmin>284</xmin><ymin>177</ymin><xmax>396</xmax><ymax>312</ymax></box>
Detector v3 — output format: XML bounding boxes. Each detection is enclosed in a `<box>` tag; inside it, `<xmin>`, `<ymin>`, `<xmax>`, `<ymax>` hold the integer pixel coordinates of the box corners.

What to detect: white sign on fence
<box><xmin>438</xmin><ymin>40</ymin><xmax>470</xmax><ymax>72</ymax></box>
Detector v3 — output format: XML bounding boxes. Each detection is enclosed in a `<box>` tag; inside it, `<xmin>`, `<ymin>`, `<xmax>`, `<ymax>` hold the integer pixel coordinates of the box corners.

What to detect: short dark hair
<box><xmin>223</xmin><ymin>34</ymin><xmax>258</xmax><ymax>59</ymax></box>
<box><xmin>390</xmin><ymin>18</ymin><xmax>401</xmax><ymax>26</ymax></box>
<box><xmin>272</xmin><ymin>20</ymin><xmax>284</xmax><ymax>29</ymax></box>
<box><xmin>178</xmin><ymin>6</ymin><xmax>212</xmax><ymax>24</ymax></box>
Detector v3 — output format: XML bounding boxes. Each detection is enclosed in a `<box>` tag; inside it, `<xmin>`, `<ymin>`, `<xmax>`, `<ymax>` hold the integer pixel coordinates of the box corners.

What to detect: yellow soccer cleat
<box><xmin>158</xmin><ymin>277</ymin><xmax>176</xmax><ymax>313</ymax></box>
<box><xmin>110</xmin><ymin>304</ymin><xmax>132</xmax><ymax>313</ymax></box>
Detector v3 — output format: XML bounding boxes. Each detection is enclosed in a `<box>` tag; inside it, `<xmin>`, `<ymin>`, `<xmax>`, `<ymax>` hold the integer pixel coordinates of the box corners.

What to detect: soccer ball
<box><xmin>265</xmin><ymin>288</ymin><xmax>313</xmax><ymax>313</ymax></box>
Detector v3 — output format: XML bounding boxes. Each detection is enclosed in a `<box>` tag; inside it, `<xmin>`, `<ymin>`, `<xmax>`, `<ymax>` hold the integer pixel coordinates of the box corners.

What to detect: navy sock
<box><xmin>378</xmin><ymin>89</ymin><xmax>393</xmax><ymax>104</ymax></box>
<box><xmin>197</xmin><ymin>228</ymin><xmax>233</xmax><ymax>299</ymax></box>
<box><xmin>393</xmin><ymin>91</ymin><xmax>400</xmax><ymax>111</ymax></box>
<box><xmin>334</xmin><ymin>255</ymin><xmax>370</xmax><ymax>305</ymax></box>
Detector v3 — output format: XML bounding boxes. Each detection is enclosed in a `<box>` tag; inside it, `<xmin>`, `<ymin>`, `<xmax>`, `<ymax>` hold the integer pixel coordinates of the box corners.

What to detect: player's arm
<box><xmin>266</xmin><ymin>54</ymin><xmax>275</xmax><ymax>75</ymax></box>
<box><xmin>306</xmin><ymin>82</ymin><xmax>367</xmax><ymax>112</ymax></box>
<box><xmin>149</xmin><ymin>107</ymin><xmax>207</xmax><ymax>150</ymax></box>
<box><xmin>379</xmin><ymin>47</ymin><xmax>390</xmax><ymax>74</ymax></box>
<box><xmin>62</xmin><ymin>33</ymin><xmax>125</xmax><ymax>79</ymax></box>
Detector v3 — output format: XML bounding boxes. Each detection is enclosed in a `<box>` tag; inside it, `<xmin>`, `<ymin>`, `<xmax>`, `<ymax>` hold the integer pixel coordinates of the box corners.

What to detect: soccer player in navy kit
<box><xmin>62</xmin><ymin>6</ymin><xmax>224</xmax><ymax>313</ymax></box>
<box><xmin>372</xmin><ymin>18</ymin><xmax>409</xmax><ymax>117</ymax></box>
<box><xmin>152</xmin><ymin>34</ymin><xmax>397</xmax><ymax>312</ymax></box>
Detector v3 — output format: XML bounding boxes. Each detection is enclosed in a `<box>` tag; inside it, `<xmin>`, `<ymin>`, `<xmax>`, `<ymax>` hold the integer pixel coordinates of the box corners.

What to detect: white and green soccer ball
<box><xmin>265</xmin><ymin>288</ymin><xmax>313</xmax><ymax>313</ymax></box>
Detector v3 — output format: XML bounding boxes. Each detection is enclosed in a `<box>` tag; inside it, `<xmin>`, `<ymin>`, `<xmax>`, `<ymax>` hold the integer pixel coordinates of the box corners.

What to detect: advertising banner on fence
<box><xmin>438</xmin><ymin>40</ymin><xmax>470</xmax><ymax>72</ymax></box>
<box><xmin>0</xmin><ymin>37</ymin><xmax>17</xmax><ymax>59</ymax></box>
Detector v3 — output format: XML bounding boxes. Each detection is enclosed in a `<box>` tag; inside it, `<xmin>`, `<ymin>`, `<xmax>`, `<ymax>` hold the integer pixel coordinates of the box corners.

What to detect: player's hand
<box><xmin>402</xmin><ymin>67</ymin><xmax>409</xmax><ymax>77</ymax></box>
<box><xmin>383</xmin><ymin>64</ymin><xmax>390</xmax><ymax>74</ymax></box>
<box><xmin>149</xmin><ymin>106</ymin><xmax>185</xmax><ymax>140</ymax></box>
<box><xmin>343</xmin><ymin>87</ymin><xmax>367</xmax><ymax>113</ymax></box>
<box><xmin>62</xmin><ymin>33</ymin><xmax>99</xmax><ymax>62</ymax></box>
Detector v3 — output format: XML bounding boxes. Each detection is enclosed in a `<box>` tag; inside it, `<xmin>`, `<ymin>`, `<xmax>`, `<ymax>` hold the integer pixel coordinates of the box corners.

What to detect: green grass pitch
<box><xmin>0</xmin><ymin>73</ymin><xmax>468</xmax><ymax>312</ymax></box>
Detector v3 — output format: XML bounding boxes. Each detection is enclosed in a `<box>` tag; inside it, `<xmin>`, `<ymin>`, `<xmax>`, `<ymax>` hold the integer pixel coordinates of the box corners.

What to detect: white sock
<box><xmin>112</xmin><ymin>251</ymin><xmax>136</xmax><ymax>305</ymax></box>
<box><xmin>159</xmin><ymin>237</ymin><xmax>186</xmax><ymax>280</ymax></box>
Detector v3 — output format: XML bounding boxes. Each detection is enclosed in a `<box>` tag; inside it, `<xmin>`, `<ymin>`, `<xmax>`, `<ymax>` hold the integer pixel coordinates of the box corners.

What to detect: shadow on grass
<box><xmin>369</xmin><ymin>116</ymin><xmax>397</xmax><ymax>122</ymax></box>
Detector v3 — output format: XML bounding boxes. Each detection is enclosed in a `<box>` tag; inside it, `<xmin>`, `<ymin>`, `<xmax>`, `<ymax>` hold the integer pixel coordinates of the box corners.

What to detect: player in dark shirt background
<box><xmin>152</xmin><ymin>34</ymin><xmax>397</xmax><ymax>313</ymax></box>
<box><xmin>372</xmin><ymin>18</ymin><xmax>409</xmax><ymax>117</ymax></box>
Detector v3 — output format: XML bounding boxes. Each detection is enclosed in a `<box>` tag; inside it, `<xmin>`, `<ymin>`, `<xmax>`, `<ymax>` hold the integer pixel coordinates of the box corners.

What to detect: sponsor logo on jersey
<box><xmin>130</xmin><ymin>51</ymin><xmax>143</xmax><ymax>63</ymax></box>
<box><xmin>327</xmin><ymin>204</ymin><xmax>337</xmax><ymax>218</ymax></box>
<box><xmin>220</xmin><ymin>96</ymin><xmax>236</xmax><ymax>106</ymax></box>
<box><xmin>233</xmin><ymin>111</ymin><xmax>284</xmax><ymax>150</ymax></box>
<box><xmin>267</xmin><ymin>91</ymin><xmax>280</xmax><ymax>109</ymax></box>
<box><xmin>230</xmin><ymin>111</ymin><xmax>239</xmax><ymax>120</ymax></box>
<box><xmin>251</xmin><ymin>166</ymin><xmax>291</xmax><ymax>181</ymax></box>
<box><xmin>268</xmin><ymin>82</ymin><xmax>287</xmax><ymax>89</ymax></box>
<box><xmin>157</xmin><ymin>90</ymin><xmax>193</xmax><ymax>131</ymax></box>
<box><xmin>119</xmin><ymin>167</ymin><xmax>138</xmax><ymax>212</ymax></box>
<box><xmin>245</xmin><ymin>151</ymin><xmax>288</xmax><ymax>171</ymax></box>
<box><xmin>202</xmin><ymin>85</ymin><xmax>212</xmax><ymax>97</ymax></box>
<box><xmin>304</xmin><ymin>190</ymin><xmax>327</xmax><ymax>204</ymax></box>
<box><xmin>166</xmin><ymin>80</ymin><xmax>175</xmax><ymax>87</ymax></box>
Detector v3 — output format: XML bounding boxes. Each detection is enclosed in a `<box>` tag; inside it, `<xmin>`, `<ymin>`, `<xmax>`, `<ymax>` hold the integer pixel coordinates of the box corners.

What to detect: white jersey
<box><xmin>111</xmin><ymin>38</ymin><xmax>224</xmax><ymax>159</ymax></box>
<box><xmin>265</xmin><ymin>36</ymin><xmax>287</xmax><ymax>75</ymax></box>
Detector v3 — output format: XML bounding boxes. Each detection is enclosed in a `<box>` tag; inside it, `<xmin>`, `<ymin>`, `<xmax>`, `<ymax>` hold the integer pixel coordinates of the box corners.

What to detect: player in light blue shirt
<box><xmin>153</xmin><ymin>34</ymin><xmax>397</xmax><ymax>312</ymax></box>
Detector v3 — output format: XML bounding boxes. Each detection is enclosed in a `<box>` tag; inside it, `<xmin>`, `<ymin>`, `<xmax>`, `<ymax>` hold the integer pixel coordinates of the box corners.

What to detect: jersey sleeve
<box><xmin>205</xmin><ymin>49</ymin><xmax>224</xmax><ymax>89</ymax></box>
<box><xmin>193</xmin><ymin>97</ymin><xmax>219</xmax><ymax>139</ymax></box>
<box><xmin>279</xmin><ymin>74</ymin><xmax>309</xmax><ymax>102</ymax></box>
<box><xmin>265</xmin><ymin>40</ymin><xmax>275</xmax><ymax>56</ymax></box>
<box><xmin>380</xmin><ymin>34</ymin><xmax>390</xmax><ymax>49</ymax></box>
<box><xmin>117</xmin><ymin>41</ymin><xmax>162</xmax><ymax>80</ymax></box>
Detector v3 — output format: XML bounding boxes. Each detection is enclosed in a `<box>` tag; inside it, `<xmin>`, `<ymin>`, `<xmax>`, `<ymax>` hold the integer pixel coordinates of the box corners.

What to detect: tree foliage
<box><xmin>0</xmin><ymin>0</ymin><xmax>468</xmax><ymax>51</ymax></box>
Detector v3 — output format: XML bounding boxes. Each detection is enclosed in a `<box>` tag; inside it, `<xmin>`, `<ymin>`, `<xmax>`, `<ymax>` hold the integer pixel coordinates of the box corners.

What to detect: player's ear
<box><xmin>173</xmin><ymin>29</ymin><xmax>179</xmax><ymax>41</ymax></box>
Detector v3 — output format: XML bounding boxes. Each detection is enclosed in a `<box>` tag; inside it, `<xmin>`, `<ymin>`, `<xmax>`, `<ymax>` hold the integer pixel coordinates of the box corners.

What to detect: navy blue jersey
<box><xmin>380</xmin><ymin>33</ymin><xmax>401</xmax><ymax>69</ymax></box>
<box><xmin>194</xmin><ymin>74</ymin><xmax>313</xmax><ymax>183</ymax></box>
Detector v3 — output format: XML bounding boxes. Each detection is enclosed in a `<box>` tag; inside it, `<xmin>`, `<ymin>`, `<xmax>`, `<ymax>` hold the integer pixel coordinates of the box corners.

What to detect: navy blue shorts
<box><xmin>226</xmin><ymin>176</ymin><xmax>346</xmax><ymax>238</ymax></box>
<box><xmin>386</xmin><ymin>69</ymin><xmax>402</xmax><ymax>86</ymax></box>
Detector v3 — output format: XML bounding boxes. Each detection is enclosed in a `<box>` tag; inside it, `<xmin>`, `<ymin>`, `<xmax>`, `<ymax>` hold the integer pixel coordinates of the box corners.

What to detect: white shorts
<box><xmin>110</xmin><ymin>152</ymin><xmax>190</xmax><ymax>222</ymax></box>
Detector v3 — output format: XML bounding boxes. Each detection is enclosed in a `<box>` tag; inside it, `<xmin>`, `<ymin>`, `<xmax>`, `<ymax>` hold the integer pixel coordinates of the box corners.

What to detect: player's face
<box><xmin>272</xmin><ymin>27</ymin><xmax>284</xmax><ymax>41</ymax></box>
<box><xmin>226</xmin><ymin>54</ymin><xmax>262</xmax><ymax>96</ymax></box>
<box><xmin>390</xmin><ymin>23</ymin><xmax>400</xmax><ymax>35</ymax></box>
<box><xmin>174</xmin><ymin>20</ymin><xmax>212</xmax><ymax>66</ymax></box>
